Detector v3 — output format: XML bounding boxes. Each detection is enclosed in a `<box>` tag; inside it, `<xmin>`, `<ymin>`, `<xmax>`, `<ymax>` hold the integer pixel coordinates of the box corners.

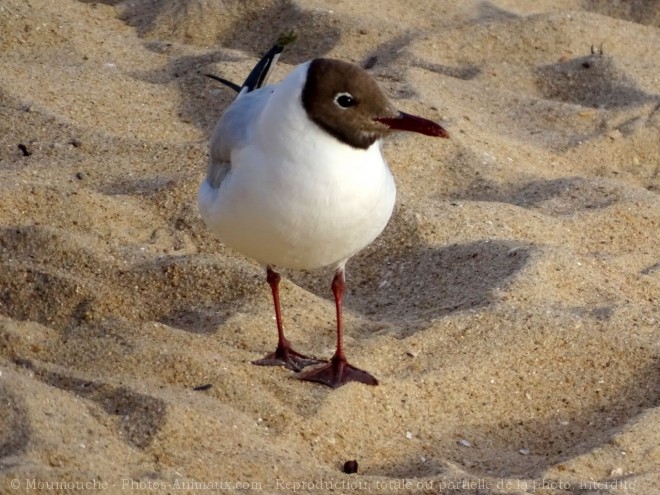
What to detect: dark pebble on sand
<box><xmin>363</xmin><ymin>56</ymin><xmax>378</xmax><ymax>69</ymax></box>
<box><xmin>343</xmin><ymin>460</ymin><xmax>358</xmax><ymax>474</ymax></box>
<box><xmin>76</xmin><ymin>172</ymin><xmax>85</xmax><ymax>180</ymax></box>
<box><xmin>18</xmin><ymin>143</ymin><xmax>32</xmax><ymax>156</ymax></box>
<box><xmin>193</xmin><ymin>384</ymin><xmax>213</xmax><ymax>391</ymax></box>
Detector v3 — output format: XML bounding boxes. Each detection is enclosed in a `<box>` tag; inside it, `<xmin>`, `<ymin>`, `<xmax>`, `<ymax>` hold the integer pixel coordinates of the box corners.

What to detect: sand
<box><xmin>0</xmin><ymin>0</ymin><xmax>658</xmax><ymax>493</ymax></box>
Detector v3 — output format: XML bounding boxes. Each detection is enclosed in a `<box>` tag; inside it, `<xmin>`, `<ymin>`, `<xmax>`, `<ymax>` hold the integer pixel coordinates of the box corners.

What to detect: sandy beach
<box><xmin>1</xmin><ymin>1</ymin><xmax>658</xmax><ymax>493</ymax></box>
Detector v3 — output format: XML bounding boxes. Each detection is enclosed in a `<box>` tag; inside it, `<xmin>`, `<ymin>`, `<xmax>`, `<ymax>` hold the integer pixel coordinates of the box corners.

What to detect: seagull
<box><xmin>199</xmin><ymin>40</ymin><xmax>449</xmax><ymax>388</ymax></box>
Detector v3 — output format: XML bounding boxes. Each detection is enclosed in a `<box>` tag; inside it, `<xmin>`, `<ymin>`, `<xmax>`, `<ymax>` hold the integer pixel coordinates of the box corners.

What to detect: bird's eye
<box><xmin>334</xmin><ymin>92</ymin><xmax>357</xmax><ymax>108</ymax></box>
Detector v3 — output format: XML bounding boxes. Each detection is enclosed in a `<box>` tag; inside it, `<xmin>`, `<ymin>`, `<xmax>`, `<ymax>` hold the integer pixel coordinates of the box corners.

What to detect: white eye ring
<box><xmin>334</xmin><ymin>92</ymin><xmax>357</xmax><ymax>109</ymax></box>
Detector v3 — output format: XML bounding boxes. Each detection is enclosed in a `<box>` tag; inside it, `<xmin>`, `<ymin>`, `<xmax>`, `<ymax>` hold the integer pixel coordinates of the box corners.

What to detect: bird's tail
<box><xmin>205</xmin><ymin>32</ymin><xmax>296</xmax><ymax>94</ymax></box>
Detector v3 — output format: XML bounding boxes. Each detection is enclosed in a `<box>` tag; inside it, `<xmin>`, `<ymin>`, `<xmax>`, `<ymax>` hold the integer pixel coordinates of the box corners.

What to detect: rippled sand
<box><xmin>1</xmin><ymin>1</ymin><xmax>658</xmax><ymax>493</ymax></box>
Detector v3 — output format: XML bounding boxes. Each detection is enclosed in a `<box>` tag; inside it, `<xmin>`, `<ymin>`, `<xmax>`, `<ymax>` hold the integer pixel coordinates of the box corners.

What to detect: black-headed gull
<box><xmin>199</xmin><ymin>41</ymin><xmax>448</xmax><ymax>388</ymax></box>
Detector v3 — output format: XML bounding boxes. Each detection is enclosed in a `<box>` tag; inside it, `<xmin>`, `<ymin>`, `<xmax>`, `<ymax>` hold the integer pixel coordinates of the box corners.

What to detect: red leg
<box><xmin>298</xmin><ymin>267</ymin><xmax>378</xmax><ymax>388</ymax></box>
<box><xmin>253</xmin><ymin>267</ymin><xmax>324</xmax><ymax>371</ymax></box>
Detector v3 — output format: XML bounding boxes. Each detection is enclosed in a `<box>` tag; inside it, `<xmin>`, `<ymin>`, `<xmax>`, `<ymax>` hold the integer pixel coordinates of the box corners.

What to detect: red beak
<box><xmin>376</xmin><ymin>112</ymin><xmax>449</xmax><ymax>138</ymax></box>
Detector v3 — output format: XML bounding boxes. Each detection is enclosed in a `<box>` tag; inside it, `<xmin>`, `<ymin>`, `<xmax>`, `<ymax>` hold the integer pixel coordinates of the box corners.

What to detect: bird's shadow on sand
<box><xmin>288</xmin><ymin>210</ymin><xmax>532</xmax><ymax>337</ymax></box>
<box><xmin>349</xmin><ymin>239</ymin><xmax>531</xmax><ymax>335</ymax></box>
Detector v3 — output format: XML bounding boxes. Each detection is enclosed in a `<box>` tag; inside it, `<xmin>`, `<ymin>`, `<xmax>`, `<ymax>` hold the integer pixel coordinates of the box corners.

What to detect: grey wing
<box><xmin>207</xmin><ymin>87</ymin><xmax>273</xmax><ymax>189</ymax></box>
<box><xmin>206</xmin><ymin>37</ymin><xmax>292</xmax><ymax>188</ymax></box>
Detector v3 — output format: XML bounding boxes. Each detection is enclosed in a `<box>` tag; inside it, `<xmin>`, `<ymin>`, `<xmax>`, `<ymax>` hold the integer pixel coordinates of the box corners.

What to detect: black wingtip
<box><xmin>240</xmin><ymin>31</ymin><xmax>297</xmax><ymax>92</ymax></box>
<box><xmin>204</xmin><ymin>32</ymin><xmax>297</xmax><ymax>95</ymax></box>
<box><xmin>203</xmin><ymin>73</ymin><xmax>241</xmax><ymax>93</ymax></box>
